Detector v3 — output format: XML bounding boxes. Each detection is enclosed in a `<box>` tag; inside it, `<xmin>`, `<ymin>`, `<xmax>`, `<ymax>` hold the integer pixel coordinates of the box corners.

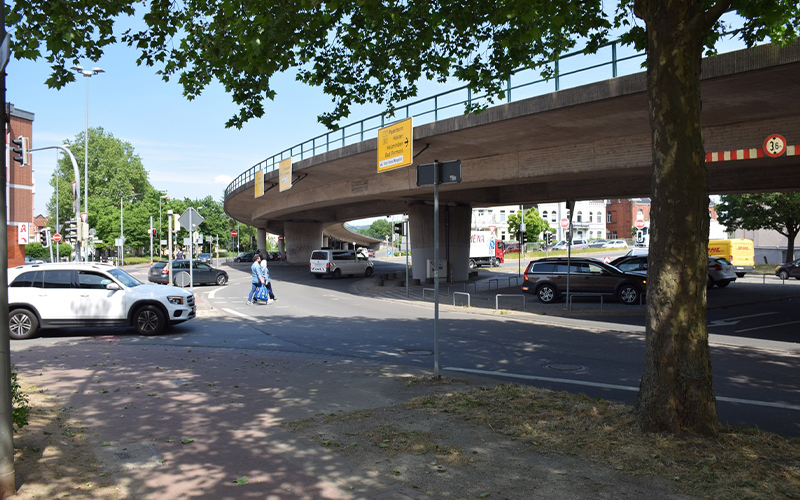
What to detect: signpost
<box><xmin>560</xmin><ymin>218</ymin><xmax>569</xmax><ymax>229</ymax></box>
<box><xmin>53</xmin><ymin>233</ymin><xmax>62</xmax><ymax>243</ymax></box>
<box><xmin>179</xmin><ymin>208</ymin><xmax>205</xmax><ymax>289</ymax></box>
<box><xmin>231</xmin><ymin>230</ymin><xmax>238</xmax><ymax>237</ymax></box>
<box><xmin>635</xmin><ymin>219</ymin><xmax>646</xmax><ymax>230</ymax></box>
<box><xmin>416</xmin><ymin>159</ymin><xmax>462</xmax><ymax>378</ymax></box>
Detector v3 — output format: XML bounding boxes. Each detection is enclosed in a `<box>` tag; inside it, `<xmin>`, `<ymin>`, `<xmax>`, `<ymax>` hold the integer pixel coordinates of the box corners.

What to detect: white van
<box><xmin>310</xmin><ymin>249</ymin><xmax>374</xmax><ymax>279</ymax></box>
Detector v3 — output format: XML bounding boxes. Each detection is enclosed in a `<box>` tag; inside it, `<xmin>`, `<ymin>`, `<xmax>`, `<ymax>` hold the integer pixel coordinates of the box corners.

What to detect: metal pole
<box><xmin>168</xmin><ymin>210</ymin><xmax>174</xmax><ymax>284</ymax></box>
<box><xmin>120</xmin><ymin>196</ymin><xmax>123</xmax><ymax>266</ymax></box>
<box><xmin>55</xmin><ymin>158</ymin><xmax>60</xmax><ymax>262</ymax></box>
<box><xmin>149</xmin><ymin>216</ymin><xmax>153</xmax><ymax>264</ymax></box>
<box><xmin>83</xmin><ymin>75</ymin><xmax>88</xmax><ymax>263</ymax></box>
<box><xmin>433</xmin><ymin>160</ymin><xmax>440</xmax><ymax>378</ymax></box>
<box><xmin>189</xmin><ymin>210</ymin><xmax>194</xmax><ymax>290</ymax></box>
<box><xmin>405</xmin><ymin>219</ymin><xmax>409</xmax><ymax>298</ymax></box>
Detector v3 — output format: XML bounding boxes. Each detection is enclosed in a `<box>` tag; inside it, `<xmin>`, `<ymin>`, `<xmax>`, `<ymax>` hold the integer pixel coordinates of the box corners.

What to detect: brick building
<box><xmin>6</xmin><ymin>103</ymin><xmax>35</xmax><ymax>267</ymax></box>
<box><xmin>605</xmin><ymin>198</ymin><xmax>651</xmax><ymax>239</ymax></box>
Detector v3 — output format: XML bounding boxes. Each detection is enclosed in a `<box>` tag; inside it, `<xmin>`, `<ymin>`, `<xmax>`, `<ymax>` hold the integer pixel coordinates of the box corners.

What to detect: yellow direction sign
<box><xmin>254</xmin><ymin>168</ymin><xmax>264</xmax><ymax>198</ymax></box>
<box><xmin>279</xmin><ymin>158</ymin><xmax>293</xmax><ymax>192</ymax></box>
<box><xmin>377</xmin><ymin>117</ymin><xmax>413</xmax><ymax>173</ymax></box>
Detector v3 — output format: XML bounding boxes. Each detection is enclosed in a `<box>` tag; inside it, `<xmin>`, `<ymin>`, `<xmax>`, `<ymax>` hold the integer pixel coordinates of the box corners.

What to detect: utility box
<box><xmin>427</xmin><ymin>259</ymin><xmax>447</xmax><ymax>279</ymax></box>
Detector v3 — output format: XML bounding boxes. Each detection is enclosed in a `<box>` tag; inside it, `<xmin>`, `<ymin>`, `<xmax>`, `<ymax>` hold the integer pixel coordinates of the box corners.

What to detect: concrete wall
<box><xmin>409</xmin><ymin>203</ymin><xmax>471</xmax><ymax>282</ymax></box>
<box><xmin>284</xmin><ymin>221</ymin><xmax>324</xmax><ymax>263</ymax></box>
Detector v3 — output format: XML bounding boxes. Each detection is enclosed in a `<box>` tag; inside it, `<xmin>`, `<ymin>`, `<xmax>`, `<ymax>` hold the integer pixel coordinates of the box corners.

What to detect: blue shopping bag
<box><xmin>255</xmin><ymin>284</ymin><xmax>270</xmax><ymax>301</ymax></box>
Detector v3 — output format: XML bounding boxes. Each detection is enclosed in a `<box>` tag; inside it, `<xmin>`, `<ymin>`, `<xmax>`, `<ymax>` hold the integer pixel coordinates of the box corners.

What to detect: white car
<box><xmin>310</xmin><ymin>249</ymin><xmax>374</xmax><ymax>279</ymax></box>
<box><xmin>602</xmin><ymin>239</ymin><xmax>629</xmax><ymax>249</ymax></box>
<box><xmin>8</xmin><ymin>262</ymin><xmax>195</xmax><ymax>340</ymax></box>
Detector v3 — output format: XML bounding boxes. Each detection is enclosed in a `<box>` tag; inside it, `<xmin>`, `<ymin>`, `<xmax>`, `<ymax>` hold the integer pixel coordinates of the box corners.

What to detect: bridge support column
<box><xmin>283</xmin><ymin>221</ymin><xmax>324</xmax><ymax>264</ymax></box>
<box><xmin>256</xmin><ymin>228</ymin><xmax>267</xmax><ymax>258</ymax></box>
<box><xmin>409</xmin><ymin>203</ymin><xmax>471</xmax><ymax>283</ymax></box>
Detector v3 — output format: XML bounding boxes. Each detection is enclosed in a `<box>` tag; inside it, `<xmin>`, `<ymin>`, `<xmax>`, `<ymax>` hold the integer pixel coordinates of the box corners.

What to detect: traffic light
<box><xmin>636</xmin><ymin>230</ymin><xmax>644</xmax><ymax>243</ymax></box>
<box><xmin>518</xmin><ymin>230</ymin><xmax>527</xmax><ymax>245</ymax></box>
<box><xmin>65</xmin><ymin>219</ymin><xmax>77</xmax><ymax>244</ymax></box>
<box><xmin>11</xmin><ymin>136</ymin><xmax>29</xmax><ymax>166</ymax></box>
<box><xmin>40</xmin><ymin>228</ymin><xmax>50</xmax><ymax>248</ymax></box>
<box><xmin>394</xmin><ymin>222</ymin><xmax>404</xmax><ymax>236</ymax></box>
<box><xmin>546</xmin><ymin>232</ymin><xmax>555</xmax><ymax>247</ymax></box>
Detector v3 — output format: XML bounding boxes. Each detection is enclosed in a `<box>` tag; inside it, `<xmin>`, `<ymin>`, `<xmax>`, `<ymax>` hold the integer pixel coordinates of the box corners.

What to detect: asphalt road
<box><xmin>14</xmin><ymin>258</ymin><xmax>800</xmax><ymax>437</ymax></box>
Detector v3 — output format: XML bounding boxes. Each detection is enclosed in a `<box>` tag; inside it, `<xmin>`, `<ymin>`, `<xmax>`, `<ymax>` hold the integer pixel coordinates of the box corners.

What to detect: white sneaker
<box><xmin>267</xmin><ymin>299</ymin><xmax>275</xmax><ymax>304</ymax></box>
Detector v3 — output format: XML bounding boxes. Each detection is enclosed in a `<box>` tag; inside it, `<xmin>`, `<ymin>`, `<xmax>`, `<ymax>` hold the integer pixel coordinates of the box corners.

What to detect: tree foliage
<box><xmin>717</xmin><ymin>193</ymin><xmax>800</xmax><ymax>261</ymax></box>
<box><xmin>9</xmin><ymin>0</ymin><xmax>799</xmax><ymax>435</ymax></box>
<box><xmin>359</xmin><ymin>219</ymin><xmax>392</xmax><ymax>240</ymax></box>
<box><xmin>507</xmin><ymin>208</ymin><xmax>549</xmax><ymax>243</ymax></box>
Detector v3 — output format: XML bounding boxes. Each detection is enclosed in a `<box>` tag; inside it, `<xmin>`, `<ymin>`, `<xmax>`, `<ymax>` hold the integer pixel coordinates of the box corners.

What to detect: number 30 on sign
<box><xmin>763</xmin><ymin>134</ymin><xmax>787</xmax><ymax>158</ymax></box>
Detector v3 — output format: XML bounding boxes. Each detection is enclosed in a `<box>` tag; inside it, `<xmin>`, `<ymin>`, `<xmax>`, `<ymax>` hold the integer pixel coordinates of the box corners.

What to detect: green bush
<box><xmin>10</xmin><ymin>365</ymin><xmax>29</xmax><ymax>431</ymax></box>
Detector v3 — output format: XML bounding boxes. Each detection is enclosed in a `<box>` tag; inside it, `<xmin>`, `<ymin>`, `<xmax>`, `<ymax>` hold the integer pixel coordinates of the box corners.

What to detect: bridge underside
<box><xmin>225</xmin><ymin>42</ymin><xmax>800</xmax><ymax>264</ymax></box>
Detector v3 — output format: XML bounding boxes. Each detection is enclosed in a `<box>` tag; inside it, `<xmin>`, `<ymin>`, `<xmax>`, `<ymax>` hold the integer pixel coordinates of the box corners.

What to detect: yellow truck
<box><xmin>708</xmin><ymin>239</ymin><xmax>754</xmax><ymax>277</ymax></box>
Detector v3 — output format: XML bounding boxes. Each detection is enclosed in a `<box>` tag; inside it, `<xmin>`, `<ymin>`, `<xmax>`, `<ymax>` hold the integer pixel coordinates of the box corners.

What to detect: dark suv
<box><xmin>148</xmin><ymin>260</ymin><xmax>228</xmax><ymax>286</ymax></box>
<box><xmin>775</xmin><ymin>258</ymin><xmax>800</xmax><ymax>280</ymax></box>
<box><xmin>521</xmin><ymin>257</ymin><xmax>646</xmax><ymax>305</ymax></box>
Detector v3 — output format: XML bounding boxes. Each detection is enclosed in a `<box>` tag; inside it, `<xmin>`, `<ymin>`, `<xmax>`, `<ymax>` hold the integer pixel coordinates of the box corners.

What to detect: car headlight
<box><xmin>167</xmin><ymin>296</ymin><xmax>185</xmax><ymax>305</ymax></box>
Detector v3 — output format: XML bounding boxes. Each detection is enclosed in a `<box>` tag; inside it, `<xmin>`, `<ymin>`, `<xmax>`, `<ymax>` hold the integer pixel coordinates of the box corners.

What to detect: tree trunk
<box><xmin>635</xmin><ymin>0</ymin><xmax>718</xmax><ymax>435</ymax></box>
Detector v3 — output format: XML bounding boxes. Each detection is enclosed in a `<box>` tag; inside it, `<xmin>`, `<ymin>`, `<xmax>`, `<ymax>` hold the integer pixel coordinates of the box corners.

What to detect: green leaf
<box><xmin>180</xmin><ymin>438</ymin><xmax>194</xmax><ymax>444</ymax></box>
<box><xmin>234</xmin><ymin>476</ymin><xmax>249</xmax><ymax>485</ymax></box>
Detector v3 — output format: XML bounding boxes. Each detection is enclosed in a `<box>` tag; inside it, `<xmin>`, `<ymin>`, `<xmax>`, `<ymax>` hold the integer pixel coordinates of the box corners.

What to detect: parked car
<box><xmin>503</xmin><ymin>242</ymin><xmax>521</xmax><ymax>254</ymax></box>
<box><xmin>197</xmin><ymin>253</ymin><xmax>212</xmax><ymax>263</ymax></box>
<box><xmin>588</xmin><ymin>239</ymin><xmax>608</xmax><ymax>248</ymax></box>
<box><xmin>266</xmin><ymin>252</ymin><xmax>282</xmax><ymax>261</ymax></box>
<box><xmin>234</xmin><ymin>251</ymin><xmax>257</xmax><ymax>262</ymax></box>
<box><xmin>552</xmin><ymin>239</ymin><xmax>588</xmax><ymax>250</ymax></box>
<box><xmin>611</xmin><ymin>254</ymin><xmax>736</xmax><ymax>288</ymax></box>
<box><xmin>775</xmin><ymin>258</ymin><xmax>800</xmax><ymax>280</ymax></box>
<box><xmin>602</xmin><ymin>239</ymin><xmax>628</xmax><ymax>249</ymax></box>
<box><xmin>24</xmin><ymin>256</ymin><xmax>45</xmax><ymax>264</ymax></box>
<box><xmin>7</xmin><ymin>262</ymin><xmax>195</xmax><ymax>340</ymax></box>
<box><xmin>310</xmin><ymin>249</ymin><xmax>374</xmax><ymax>278</ymax></box>
<box><xmin>148</xmin><ymin>260</ymin><xmax>228</xmax><ymax>286</ymax></box>
<box><xmin>521</xmin><ymin>257</ymin><xmax>646</xmax><ymax>305</ymax></box>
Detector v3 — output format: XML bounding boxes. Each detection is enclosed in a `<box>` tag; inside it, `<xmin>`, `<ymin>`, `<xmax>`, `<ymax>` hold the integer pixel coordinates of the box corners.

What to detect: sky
<box><xmin>7</xmin><ymin>12</ymin><xmax>748</xmax><ymax>222</ymax></box>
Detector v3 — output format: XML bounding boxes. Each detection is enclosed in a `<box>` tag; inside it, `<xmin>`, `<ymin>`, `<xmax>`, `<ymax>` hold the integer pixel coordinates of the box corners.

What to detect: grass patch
<box><xmin>406</xmin><ymin>383</ymin><xmax>800</xmax><ymax>500</ymax></box>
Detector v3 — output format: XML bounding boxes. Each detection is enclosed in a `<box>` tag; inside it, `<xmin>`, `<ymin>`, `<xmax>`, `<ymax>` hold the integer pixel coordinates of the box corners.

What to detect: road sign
<box><xmin>179</xmin><ymin>207</ymin><xmax>204</xmax><ymax>231</ymax></box>
<box><xmin>231</xmin><ymin>230</ymin><xmax>238</xmax><ymax>237</ymax></box>
<box><xmin>81</xmin><ymin>212</ymin><xmax>88</xmax><ymax>223</ymax></box>
<box><xmin>53</xmin><ymin>233</ymin><xmax>62</xmax><ymax>243</ymax></box>
<box><xmin>560</xmin><ymin>218</ymin><xmax>570</xmax><ymax>228</ymax></box>
<box><xmin>635</xmin><ymin>219</ymin><xmax>645</xmax><ymax>229</ymax></box>
<box><xmin>416</xmin><ymin>160</ymin><xmax>462</xmax><ymax>186</ymax></box>
<box><xmin>764</xmin><ymin>134</ymin><xmax>787</xmax><ymax>158</ymax></box>
<box><xmin>377</xmin><ymin>118</ymin><xmax>413</xmax><ymax>173</ymax></box>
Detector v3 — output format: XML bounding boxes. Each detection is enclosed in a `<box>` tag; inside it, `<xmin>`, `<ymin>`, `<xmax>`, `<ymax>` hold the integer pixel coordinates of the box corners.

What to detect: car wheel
<box><xmin>469</xmin><ymin>259</ymin><xmax>476</xmax><ymax>269</ymax></box>
<box><xmin>779</xmin><ymin>270</ymin><xmax>789</xmax><ymax>280</ymax></box>
<box><xmin>174</xmin><ymin>272</ymin><xmax>191</xmax><ymax>287</ymax></box>
<box><xmin>215</xmin><ymin>274</ymin><xmax>228</xmax><ymax>286</ymax></box>
<box><xmin>134</xmin><ymin>305</ymin><xmax>166</xmax><ymax>336</ymax></box>
<box><xmin>716</xmin><ymin>281</ymin><xmax>730</xmax><ymax>288</ymax></box>
<box><xmin>735</xmin><ymin>272</ymin><xmax>745</xmax><ymax>278</ymax></box>
<box><xmin>314</xmin><ymin>274</ymin><xmax>322</xmax><ymax>279</ymax></box>
<box><xmin>9</xmin><ymin>309</ymin><xmax>38</xmax><ymax>340</ymax></box>
<box><xmin>707</xmin><ymin>275</ymin><xmax>715</xmax><ymax>288</ymax></box>
<box><xmin>618</xmin><ymin>285</ymin><xmax>640</xmax><ymax>305</ymax></box>
<box><xmin>365</xmin><ymin>267</ymin><xmax>374</xmax><ymax>277</ymax></box>
<box><xmin>536</xmin><ymin>284</ymin><xmax>557</xmax><ymax>304</ymax></box>
<box><xmin>332</xmin><ymin>268</ymin><xmax>342</xmax><ymax>279</ymax></box>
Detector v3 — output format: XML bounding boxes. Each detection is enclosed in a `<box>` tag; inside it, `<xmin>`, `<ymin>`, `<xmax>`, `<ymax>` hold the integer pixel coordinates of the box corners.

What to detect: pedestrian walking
<box><xmin>260</xmin><ymin>259</ymin><xmax>277</xmax><ymax>304</ymax></box>
<box><xmin>246</xmin><ymin>253</ymin><xmax>265</xmax><ymax>305</ymax></box>
<box><xmin>176</xmin><ymin>248</ymin><xmax>183</xmax><ymax>260</ymax></box>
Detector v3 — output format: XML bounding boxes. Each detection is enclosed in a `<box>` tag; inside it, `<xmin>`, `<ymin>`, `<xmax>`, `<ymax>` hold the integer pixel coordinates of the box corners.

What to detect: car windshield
<box><xmin>109</xmin><ymin>268</ymin><xmax>142</xmax><ymax>287</ymax></box>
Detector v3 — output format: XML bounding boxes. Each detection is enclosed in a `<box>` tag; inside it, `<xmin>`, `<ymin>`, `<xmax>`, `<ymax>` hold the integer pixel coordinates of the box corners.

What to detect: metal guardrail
<box><xmin>495</xmin><ymin>294</ymin><xmax>526</xmax><ymax>311</ymax></box>
<box><xmin>224</xmin><ymin>39</ymin><xmax>648</xmax><ymax>199</ymax></box>
<box><xmin>453</xmin><ymin>292</ymin><xmax>471</xmax><ymax>307</ymax></box>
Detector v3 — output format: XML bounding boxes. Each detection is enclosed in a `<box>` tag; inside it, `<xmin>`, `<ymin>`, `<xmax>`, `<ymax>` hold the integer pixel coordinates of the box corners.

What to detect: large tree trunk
<box><xmin>635</xmin><ymin>0</ymin><xmax>718</xmax><ymax>435</ymax></box>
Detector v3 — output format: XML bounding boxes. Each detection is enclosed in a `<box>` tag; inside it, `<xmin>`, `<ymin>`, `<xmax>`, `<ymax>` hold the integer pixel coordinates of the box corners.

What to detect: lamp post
<box><xmin>70</xmin><ymin>64</ymin><xmax>104</xmax><ymax>262</ymax></box>
<box><xmin>159</xmin><ymin>193</ymin><xmax>169</xmax><ymax>258</ymax></box>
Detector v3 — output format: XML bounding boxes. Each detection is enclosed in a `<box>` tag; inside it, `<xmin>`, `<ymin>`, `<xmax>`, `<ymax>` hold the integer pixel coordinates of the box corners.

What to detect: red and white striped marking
<box><xmin>706</xmin><ymin>142</ymin><xmax>797</xmax><ymax>162</ymax></box>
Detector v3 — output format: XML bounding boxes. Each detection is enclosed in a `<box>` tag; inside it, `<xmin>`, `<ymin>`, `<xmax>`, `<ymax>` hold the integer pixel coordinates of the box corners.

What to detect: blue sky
<box><xmin>7</xmin><ymin>13</ymin><xmax>748</xmax><ymax>219</ymax></box>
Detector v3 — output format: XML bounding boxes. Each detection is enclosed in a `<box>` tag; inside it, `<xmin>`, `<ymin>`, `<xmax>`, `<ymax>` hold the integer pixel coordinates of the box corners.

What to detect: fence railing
<box><xmin>224</xmin><ymin>39</ymin><xmax>648</xmax><ymax>199</ymax></box>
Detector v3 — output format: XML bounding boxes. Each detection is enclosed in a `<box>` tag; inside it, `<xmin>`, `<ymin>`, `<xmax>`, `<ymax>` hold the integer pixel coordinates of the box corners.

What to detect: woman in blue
<box><xmin>246</xmin><ymin>254</ymin><xmax>265</xmax><ymax>304</ymax></box>
<box><xmin>260</xmin><ymin>259</ymin><xmax>277</xmax><ymax>303</ymax></box>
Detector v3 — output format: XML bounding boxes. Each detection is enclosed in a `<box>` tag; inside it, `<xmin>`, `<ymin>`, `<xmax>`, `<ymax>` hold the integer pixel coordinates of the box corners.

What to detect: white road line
<box><xmin>736</xmin><ymin>320</ymin><xmax>800</xmax><ymax>333</ymax></box>
<box><xmin>722</xmin><ymin>312</ymin><xmax>779</xmax><ymax>321</ymax></box>
<box><xmin>445</xmin><ymin>367</ymin><xmax>800</xmax><ymax>411</ymax></box>
<box><xmin>221</xmin><ymin>308</ymin><xmax>255</xmax><ymax>320</ymax></box>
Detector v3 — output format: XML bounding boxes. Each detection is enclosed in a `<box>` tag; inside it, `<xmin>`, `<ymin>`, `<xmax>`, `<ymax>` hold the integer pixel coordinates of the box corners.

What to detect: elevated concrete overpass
<box><xmin>225</xmin><ymin>41</ymin><xmax>800</xmax><ymax>279</ymax></box>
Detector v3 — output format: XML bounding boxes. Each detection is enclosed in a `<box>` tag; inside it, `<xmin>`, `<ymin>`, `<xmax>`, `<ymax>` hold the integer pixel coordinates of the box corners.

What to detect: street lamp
<box><xmin>71</xmin><ymin>64</ymin><xmax>104</xmax><ymax>263</ymax></box>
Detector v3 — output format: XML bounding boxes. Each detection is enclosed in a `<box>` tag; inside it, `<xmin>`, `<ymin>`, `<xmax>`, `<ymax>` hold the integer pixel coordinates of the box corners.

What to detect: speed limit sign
<box><xmin>763</xmin><ymin>134</ymin><xmax>787</xmax><ymax>158</ymax></box>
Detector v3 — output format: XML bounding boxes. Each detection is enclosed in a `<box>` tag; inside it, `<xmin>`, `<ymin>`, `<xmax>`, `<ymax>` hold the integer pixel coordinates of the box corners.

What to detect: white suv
<box><xmin>8</xmin><ymin>262</ymin><xmax>196</xmax><ymax>340</ymax></box>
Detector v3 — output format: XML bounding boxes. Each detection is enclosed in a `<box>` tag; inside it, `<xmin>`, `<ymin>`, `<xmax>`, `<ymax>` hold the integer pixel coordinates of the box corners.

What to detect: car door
<box><xmin>192</xmin><ymin>262</ymin><xmax>214</xmax><ymax>284</ymax></box>
<box><xmin>790</xmin><ymin>259</ymin><xmax>800</xmax><ymax>278</ymax></box>
<box><xmin>75</xmin><ymin>270</ymin><xmax>127</xmax><ymax>321</ymax></box>
<box><xmin>42</xmin><ymin>269</ymin><xmax>79</xmax><ymax>322</ymax></box>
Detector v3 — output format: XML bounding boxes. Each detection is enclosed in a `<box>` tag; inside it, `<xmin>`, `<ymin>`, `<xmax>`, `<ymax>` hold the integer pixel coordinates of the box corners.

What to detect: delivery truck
<box><xmin>708</xmin><ymin>238</ymin><xmax>754</xmax><ymax>277</ymax></box>
<box><xmin>469</xmin><ymin>231</ymin><xmax>504</xmax><ymax>268</ymax></box>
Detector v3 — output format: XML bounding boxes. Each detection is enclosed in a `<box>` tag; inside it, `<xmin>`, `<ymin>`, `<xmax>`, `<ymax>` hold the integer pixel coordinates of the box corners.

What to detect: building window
<box><xmin>542</xmin><ymin>210</ymin><xmax>549</xmax><ymax>220</ymax></box>
<box><xmin>551</xmin><ymin>212</ymin><xmax>556</xmax><ymax>222</ymax></box>
<box><xmin>576</xmin><ymin>211</ymin><xmax>583</xmax><ymax>223</ymax></box>
<box><xmin>500</xmin><ymin>210</ymin><xmax>506</xmax><ymax>222</ymax></box>
<box><xmin>607</xmin><ymin>211</ymin><xmax>612</xmax><ymax>223</ymax></box>
<box><xmin>589</xmin><ymin>212</ymin><xmax>593</xmax><ymax>223</ymax></box>
<box><xmin>597</xmin><ymin>212</ymin><xmax>602</xmax><ymax>222</ymax></box>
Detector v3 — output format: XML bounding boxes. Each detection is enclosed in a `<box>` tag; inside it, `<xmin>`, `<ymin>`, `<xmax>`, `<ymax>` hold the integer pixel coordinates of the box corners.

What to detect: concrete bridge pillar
<box><xmin>256</xmin><ymin>228</ymin><xmax>267</xmax><ymax>258</ymax></box>
<box><xmin>283</xmin><ymin>221</ymin><xmax>324</xmax><ymax>263</ymax></box>
<box><xmin>408</xmin><ymin>203</ymin><xmax>471</xmax><ymax>283</ymax></box>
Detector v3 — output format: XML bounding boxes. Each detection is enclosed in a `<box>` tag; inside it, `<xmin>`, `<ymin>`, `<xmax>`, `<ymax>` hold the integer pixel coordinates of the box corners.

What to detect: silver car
<box><xmin>708</xmin><ymin>256</ymin><xmax>736</xmax><ymax>288</ymax></box>
<box><xmin>310</xmin><ymin>249</ymin><xmax>374</xmax><ymax>279</ymax></box>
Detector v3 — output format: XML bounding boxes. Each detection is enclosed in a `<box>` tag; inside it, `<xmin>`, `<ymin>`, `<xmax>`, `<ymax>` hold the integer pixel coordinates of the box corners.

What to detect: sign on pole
<box><xmin>377</xmin><ymin>118</ymin><xmax>413</xmax><ymax>173</ymax></box>
<box><xmin>416</xmin><ymin>160</ymin><xmax>462</xmax><ymax>186</ymax></box>
<box><xmin>635</xmin><ymin>219</ymin><xmax>646</xmax><ymax>229</ymax></box>
<box><xmin>179</xmin><ymin>207</ymin><xmax>204</xmax><ymax>231</ymax></box>
<box><xmin>53</xmin><ymin>233</ymin><xmax>62</xmax><ymax>243</ymax></box>
<box><xmin>560</xmin><ymin>218</ymin><xmax>570</xmax><ymax>229</ymax></box>
<box><xmin>231</xmin><ymin>230</ymin><xmax>238</xmax><ymax>237</ymax></box>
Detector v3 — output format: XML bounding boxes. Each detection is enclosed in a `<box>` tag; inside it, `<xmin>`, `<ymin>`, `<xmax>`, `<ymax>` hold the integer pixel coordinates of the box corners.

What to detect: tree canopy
<box><xmin>507</xmin><ymin>207</ymin><xmax>550</xmax><ymax>243</ymax></box>
<box><xmin>8</xmin><ymin>0</ymin><xmax>799</xmax><ymax>435</ymax></box>
<box><xmin>717</xmin><ymin>193</ymin><xmax>800</xmax><ymax>261</ymax></box>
